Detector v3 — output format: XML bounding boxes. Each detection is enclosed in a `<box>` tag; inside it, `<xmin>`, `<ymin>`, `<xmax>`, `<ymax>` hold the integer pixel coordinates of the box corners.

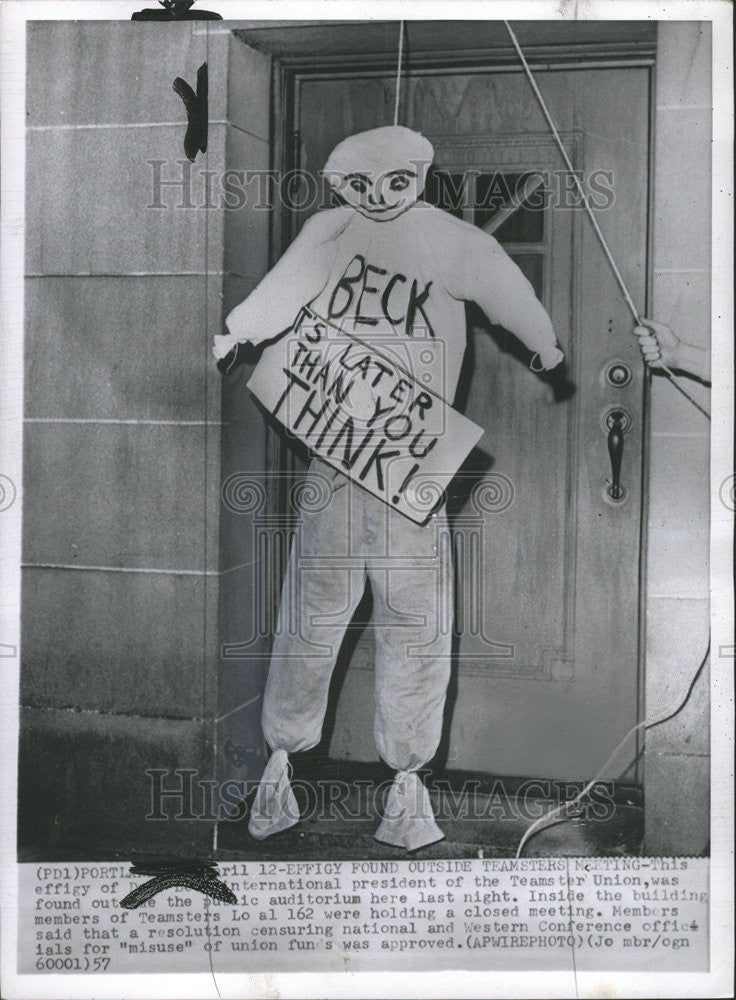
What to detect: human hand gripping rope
<box><xmin>635</xmin><ymin>319</ymin><xmax>711</xmax><ymax>383</ymax></box>
<box><xmin>504</xmin><ymin>21</ymin><xmax>710</xmax><ymax>422</ymax></box>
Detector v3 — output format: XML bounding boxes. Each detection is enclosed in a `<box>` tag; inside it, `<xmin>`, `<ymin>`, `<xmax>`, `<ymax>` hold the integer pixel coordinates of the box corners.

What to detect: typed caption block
<box><xmin>19</xmin><ymin>857</ymin><xmax>708</xmax><ymax>975</ymax></box>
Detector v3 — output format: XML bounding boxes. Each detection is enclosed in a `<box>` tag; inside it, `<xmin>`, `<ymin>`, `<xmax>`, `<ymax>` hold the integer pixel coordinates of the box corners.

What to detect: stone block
<box><xmin>645</xmin><ymin>596</ymin><xmax>710</xmax><ymax>755</ymax></box>
<box><xmin>644</xmin><ymin>751</ymin><xmax>709</xmax><ymax>856</ymax></box>
<box><xmin>227</xmin><ymin>34</ymin><xmax>272</xmax><ymax>142</ymax></box>
<box><xmin>25</xmin><ymin>274</ymin><xmax>224</xmax><ymax>422</ymax></box>
<box><xmin>656</xmin><ymin>22</ymin><xmax>712</xmax><ymax>109</ymax></box>
<box><xmin>26</xmin><ymin>21</ymin><xmax>212</xmax><ymax>127</ymax></box>
<box><xmin>18</xmin><ymin>706</ymin><xmax>215</xmax><ymax>858</ymax></box>
<box><xmin>223</xmin><ymin>124</ymin><xmax>271</xmax><ymax>281</ymax></box>
<box><xmin>652</xmin><ymin>108</ymin><xmax>712</xmax><ymax>273</ymax></box>
<box><xmin>21</xmin><ymin>566</ymin><xmax>214</xmax><ymax>718</ymax></box>
<box><xmin>27</xmin><ymin>127</ymin><xmax>210</xmax><ymax>276</ymax></box>
<box><xmin>646</xmin><ymin>435</ymin><xmax>710</xmax><ymax>599</ymax></box>
<box><xmin>23</xmin><ymin>421</ymin><xmax>219</xmax><ymax>573</ymax></box>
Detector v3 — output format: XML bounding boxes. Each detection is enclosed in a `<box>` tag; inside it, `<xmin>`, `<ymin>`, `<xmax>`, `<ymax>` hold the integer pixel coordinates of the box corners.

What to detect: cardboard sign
<box><xmin>247</xmin><ymin>308</ymin><xmax>484</xmax><ymax>523</ymax></box>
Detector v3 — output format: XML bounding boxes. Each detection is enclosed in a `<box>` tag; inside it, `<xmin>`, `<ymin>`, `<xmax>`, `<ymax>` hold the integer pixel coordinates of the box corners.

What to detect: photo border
<box><xmin>1</xmin><ymin>1</ymin><xmax>732</xmax><ymax>997</ymax></box>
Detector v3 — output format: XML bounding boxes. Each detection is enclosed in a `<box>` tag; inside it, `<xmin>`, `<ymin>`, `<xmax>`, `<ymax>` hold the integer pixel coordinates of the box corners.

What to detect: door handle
<box><xmin>606</xmin><ymin>409</ymin><xmax>627</xmax><ymax>500</ymax></box>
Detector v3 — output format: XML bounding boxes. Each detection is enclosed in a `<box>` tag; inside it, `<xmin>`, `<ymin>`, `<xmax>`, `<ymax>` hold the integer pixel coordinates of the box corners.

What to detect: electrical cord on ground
<box><xmin>515</xmin><ymin>641</ymin><xmax>711</xmax><ymax>857</ymax></box>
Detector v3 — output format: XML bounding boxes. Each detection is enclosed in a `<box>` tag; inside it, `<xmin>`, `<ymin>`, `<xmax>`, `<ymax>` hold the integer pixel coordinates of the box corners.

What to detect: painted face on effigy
<box><xmin>332</xmin><ymin>168</ymin><xmax>420</xmax><ymax>220</ymax></box>
<box><xmin>323</xmin><ymin>125</ymin><xmax>434</xmax><ymax>223</ymax></box>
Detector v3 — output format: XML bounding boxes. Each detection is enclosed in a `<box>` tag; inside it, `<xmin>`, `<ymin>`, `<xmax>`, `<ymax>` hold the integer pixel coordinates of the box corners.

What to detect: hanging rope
<box><xmin>393</xmin><ymin>20</ymin><xmax>405</xmax><ymax>126</ymax></box>
<box><xmin>504</xmin><ymin>21</ymin><xmax>710</xmax><ymax>421</ymax></box>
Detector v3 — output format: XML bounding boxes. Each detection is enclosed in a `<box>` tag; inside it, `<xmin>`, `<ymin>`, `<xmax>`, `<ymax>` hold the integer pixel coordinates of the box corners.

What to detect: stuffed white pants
<box><xmin>249</xmin><ymin>459</ymin><xmax>452</xmax><ymax>850</ymax></box>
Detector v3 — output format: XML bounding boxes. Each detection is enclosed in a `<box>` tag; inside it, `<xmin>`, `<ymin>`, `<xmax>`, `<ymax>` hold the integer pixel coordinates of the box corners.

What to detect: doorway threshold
<box><xmin>215</xmin><ymin>758</ymin><xmax>644</xmax><ymax>861</ymax></box>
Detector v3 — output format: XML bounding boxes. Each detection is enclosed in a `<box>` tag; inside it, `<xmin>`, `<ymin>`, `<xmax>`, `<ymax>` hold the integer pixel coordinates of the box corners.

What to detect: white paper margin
<box><xmin>1</xmin><ymin>1</ymin><xmax>733</xmax><ymax>998</ymax></box>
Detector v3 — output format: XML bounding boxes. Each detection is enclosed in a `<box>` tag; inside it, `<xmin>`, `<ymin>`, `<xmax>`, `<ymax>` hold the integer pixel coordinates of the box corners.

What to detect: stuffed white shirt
<box><xmin>219</xmin><ymin>202</ymin><xmax>562</xmax><ymax>402</ymax></box>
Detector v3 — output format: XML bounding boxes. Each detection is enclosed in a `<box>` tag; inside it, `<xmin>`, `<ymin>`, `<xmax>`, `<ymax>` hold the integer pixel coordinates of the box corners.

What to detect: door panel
<box><xmin>289</xmin><ymin>65</ymin><xmax>648</xmax><ymax>779</ymax></box>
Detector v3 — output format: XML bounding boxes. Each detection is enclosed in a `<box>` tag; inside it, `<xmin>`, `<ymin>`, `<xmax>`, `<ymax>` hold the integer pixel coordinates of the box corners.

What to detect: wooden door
<box><xmin>284</xmin><ymin>62</ymin><xmax>649</xmax><ymax>780</ymax></box>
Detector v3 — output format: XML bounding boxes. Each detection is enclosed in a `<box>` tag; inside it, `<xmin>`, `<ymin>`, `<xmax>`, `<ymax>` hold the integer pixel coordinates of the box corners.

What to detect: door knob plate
<box><xmin>601</xmin><ymin>406</ymin><xmax>632</xmax><ymax>435</ymax></box>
